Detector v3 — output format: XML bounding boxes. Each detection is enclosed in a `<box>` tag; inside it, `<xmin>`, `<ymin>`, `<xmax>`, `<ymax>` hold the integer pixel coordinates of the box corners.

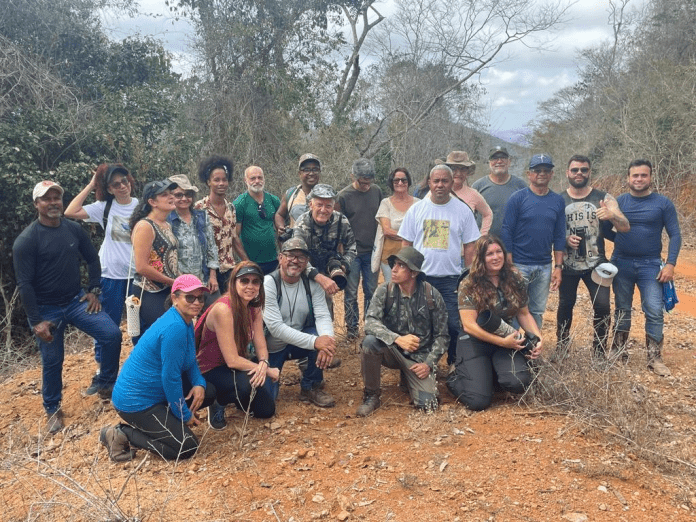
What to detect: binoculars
<box><xmin>476</xmin><ymin>310</ymin><xmax>539</xmax><ymax>354</ymax></box>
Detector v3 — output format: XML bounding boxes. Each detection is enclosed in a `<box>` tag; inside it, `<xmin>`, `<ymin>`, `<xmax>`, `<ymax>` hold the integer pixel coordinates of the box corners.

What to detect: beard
<box><xmin>568</xmin><ymin>176</ymin><xmax>589</xmax><ymax>188</ymax></box>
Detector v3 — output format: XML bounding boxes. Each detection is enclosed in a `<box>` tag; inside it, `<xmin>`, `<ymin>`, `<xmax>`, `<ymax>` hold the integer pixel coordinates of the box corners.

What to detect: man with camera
<box><xmin>263</xmin><ymin>237</ymin><xmax>337</xmax><ymax>408</ymax></box>
<box><xmin>275</xmin><ymin>153</ymin><xmax>323</xmax><ymax>235</ymax></box>
<box><xmin>556</xmin><ymin>155</ymin><xmax>629</xmax><ymax>358</ymax></box>
<box><xmin>292</xmin><ymin>183</ymin><xmax>357</xmax><ymax>304</ymax></box>
<box><xmin>357</xmin><ymin>247</ymin><xmax>449</xmax><ymax>416</ymax></box>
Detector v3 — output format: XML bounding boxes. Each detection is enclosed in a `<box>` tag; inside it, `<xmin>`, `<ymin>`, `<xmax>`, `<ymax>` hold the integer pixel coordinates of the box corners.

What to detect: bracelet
<box><xmin>554</xmin><ymin>264</ymin><xmax>563</xmax><ymax>269</ymax></box>
<box><xmin>259</xmin><ymin>359</ymin><xmax>269</xmax><ymax>366</ymax></box>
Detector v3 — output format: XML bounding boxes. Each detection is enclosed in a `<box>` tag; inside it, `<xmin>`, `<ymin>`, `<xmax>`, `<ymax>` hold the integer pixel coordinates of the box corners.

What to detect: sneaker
<box><xmin>82</xmin><ymin>373</ymin><xmax>100</xmax><ymax>396</ymax></box>
<box><xmin>97</xmin><ymin>385</ymin><xmax>113</xmax><ymax>400</ymax></box>
<box><xmin>356</xmin><ymin>391</ymin><xmax>381</xmax><ymax>417</ymax></box>
<box><xmin>208</xmin><ymin>402</ymin><xmax>227</xmax><ymax>430</ymax></box>
<box><xmin>300</xmin><ymin>388</ymin><xmax>336</xmax><ymax>408</ymax></box>
<box><xmin>99</xmin><ymin>425</ymin><xmax>135</xmax><ymax>462</ymax></box>
<box><xmin>327</xmin><ymin>356</ymin><xmax>342</xmax><ymax>369</ymax></box>
<box><xmin>46</xmin><ymin>410</ymin><xmax>64</xmax><ymax>434</ymax></box>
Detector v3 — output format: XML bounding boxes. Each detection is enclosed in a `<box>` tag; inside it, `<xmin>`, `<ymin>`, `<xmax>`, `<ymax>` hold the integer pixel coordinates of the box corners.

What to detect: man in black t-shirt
<box><xmin>556</xmin><ymin>156</ymin><xmax>630</xmax><ymax>358</ymax></box>
<box><xmin>13</xmin><ymin>181</ymin><xmax>122</xmax><ymax>433</ymax></box>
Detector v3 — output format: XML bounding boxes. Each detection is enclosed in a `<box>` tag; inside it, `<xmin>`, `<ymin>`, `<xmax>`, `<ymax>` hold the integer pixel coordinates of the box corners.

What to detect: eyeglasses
<box><xmin>490</xmin><ymin>155</ymin><xmax>508</xmax><ymax>161</ymax></box>
<box><xmin>181</xmin><ymin>294</ymin><xmax>206</xmax><ymax>304</ymax></box>
<box><xmin>257</xmin><ymin>203</ymin><xmax>267</xmax><ymax>220</ymax></box>
<box><xmin>283</xmin><ymin>252</ymin><xmax>309</xmax><ymax>263</ymax></box>
<box><xmin>393</xmin><ymin>178</ymin><xmax>409</xmax><ymax>184</ymax></box>
<box><xmin>531</xmin><ymin>168</ymin><xmax>552</xmax><ymax>175</ymax></box>
<box><xmin>300</xmin><ymin>167</ymin><xmax>320</xmax><ymax>174</ymax></box>
<box><xmin>569</xmin><ymin>167</ymin><xmax>590</xmax><ymax>174</ymax></box>
<box><xmin>173</xmin><ymin>192</ymin><xmax>186</xmax><ymax>199</ymax></box>
<box><xmin>238</xmin><ymin>277</ymin><xmax>262</xmax><ymax>286</ymax></box>
<box><xmin>110</xmin><ymin>179</ymin><xmax>129</xmax><ymax>189</ymax></box>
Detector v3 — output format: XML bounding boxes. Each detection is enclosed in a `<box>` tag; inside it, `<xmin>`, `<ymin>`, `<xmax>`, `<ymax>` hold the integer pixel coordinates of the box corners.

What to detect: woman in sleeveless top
<box><xmin>129</xmin><ymin>179</ymin><xmax>180</xmax><ymax>344</ymax></box>
<box><xmin>195</xmin><ymin>261</ymin><xmax>279</xmax><ymax>429</ymax></box>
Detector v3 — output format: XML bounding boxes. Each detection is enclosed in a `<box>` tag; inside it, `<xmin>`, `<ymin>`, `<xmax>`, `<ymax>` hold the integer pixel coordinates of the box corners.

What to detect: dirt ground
<box><xmin>2</xmin><ymin>246</ymin><xmax>696</xmax><ymax>521</ymax></box>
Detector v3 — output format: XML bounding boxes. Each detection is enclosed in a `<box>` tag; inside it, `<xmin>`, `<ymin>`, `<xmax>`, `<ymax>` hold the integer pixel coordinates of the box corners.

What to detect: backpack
<box><xmin>268</xmin><ymin>269</ymin><xmax>315</xmax><ymax>329</ymax></box>
<box><xmin>383</xmin><ymin>281</ymin><xmax>436</xmax><ymax>317</ymax></box>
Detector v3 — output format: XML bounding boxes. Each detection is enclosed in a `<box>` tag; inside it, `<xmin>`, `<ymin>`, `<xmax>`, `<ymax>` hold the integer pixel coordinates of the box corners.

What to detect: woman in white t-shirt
<box><xmin>65</xmin><ymin>164</ymin><xmax>138</xmax><ymax>395</ymax></box>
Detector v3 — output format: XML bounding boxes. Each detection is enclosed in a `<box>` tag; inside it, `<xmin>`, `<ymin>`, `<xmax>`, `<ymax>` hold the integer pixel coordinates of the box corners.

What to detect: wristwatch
<box><xmin>88</xmin><ymin>286</ymin><xmax>102</xmax><ymax>296</ymax></box>
<box><xmin>554</xmin><ymin>264</ymin><xmax>563</xmax><ymax>270</ymax></box>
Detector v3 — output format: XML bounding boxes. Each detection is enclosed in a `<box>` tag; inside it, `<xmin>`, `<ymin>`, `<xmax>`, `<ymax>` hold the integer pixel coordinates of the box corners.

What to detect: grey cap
<box><xmin>142</xmin><ymin>179</ymin><xmax>177</xmax><ymax>201</ymax></box>
<box><xmin>489</xmin><ymin>146</ymin><xmax>510</xmax><ymax>159</ymax></box>
<box><xmin>388</xmin><ymin>246</ymin><xmax>424</xmax><ymax>273</ymax></box>
<box><xmin>308</xmin><ymin>183</ymin><xmax>337</xmax><ymax>200</ymax></box>
<box><xmin>167</xmin><ymin>174</ymin><xmax>199</xmax><ymax>192</ymax></box>
<box><xmin>281</xmin><ymin>237</ymin><xmax>310</xmax><ymax>255</ymax></box>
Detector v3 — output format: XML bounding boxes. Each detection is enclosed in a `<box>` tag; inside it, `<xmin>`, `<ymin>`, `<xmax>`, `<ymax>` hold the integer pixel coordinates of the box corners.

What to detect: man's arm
<box><xmin>658</xmin><ymin>198</ymin><xmax>682</xmax><ymax>283</ymax></box>
<box><xmin>274</xmin><ymin>191</ymin><xmax>289</xmax><ymax>232</ymax></box>
<box><xmin>12</xmin><ymin>230</ymin><xmax>43</xmax><ymax>328</ymax></box>
<box><xmin>364</xmin><ymin>285</ymin><xmax>400</xmax><ymax>345</ymax></box>
<box><xmin>423</xmin><ymin>290</ymin><xmax>449</xmax><ymax>369</ymax></box>
<box><xmin>598</xmin><ymin>194</ymin><xmax>630</xmax><ymax>233</ymax></box>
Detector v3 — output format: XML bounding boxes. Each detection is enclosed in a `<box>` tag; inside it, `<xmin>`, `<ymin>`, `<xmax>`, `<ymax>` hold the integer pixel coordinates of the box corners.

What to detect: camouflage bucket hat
<box><xmin>388</xmin><ymin>246</ymin><xmax>424</xmax><ymax>273</ymax></box>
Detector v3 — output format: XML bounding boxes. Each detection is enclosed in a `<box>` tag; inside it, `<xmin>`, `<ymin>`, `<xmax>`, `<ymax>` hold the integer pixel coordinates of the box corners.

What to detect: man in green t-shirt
<box><xmin>233</xmin><ymin>166</ymin><xmax>281</xmax><ymax>274</ymax></box>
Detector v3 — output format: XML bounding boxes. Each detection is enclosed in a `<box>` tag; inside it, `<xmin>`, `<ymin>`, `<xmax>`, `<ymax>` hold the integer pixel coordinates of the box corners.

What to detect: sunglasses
<box><xmin>238</xmin><ymin>277</ymin><xmax>262</xmax><ymax>286</ymax></box>
<box><xmin>257</xmin><ymin>203</ymin><xmax>267</xmax><ymax>220</ymax></box>
<box><xmin>173</xmin><ymin>192</ymin><xmax>194</xmax><ymax>199</ymax></box>
<box><xmin>283</xmin><ymin>252</ymin><xmax>308</xmax><ymax>263</ymax></box>
<box><xmin>109</xmin><ymin>179</ymin><xmax>129</xmax><ymax>189</ymax></box>
<box><xmin>569</xmin><ymin>167</ymin><xmax>590</xmax><ymax>174</ymax></box>
<box><xmin>181</xmin><ymin>294</ymin><xmax>205</xmax><ymax>304</ymax></box>
<box><xmin>531</xmin><ymin>168</ymin><xmax>552</xmax><ymax>175</ymax></box>
<box><xmin>393</xmin><ymin>178</ymin><xmax>409</xmax><ymax>184</ymax></box>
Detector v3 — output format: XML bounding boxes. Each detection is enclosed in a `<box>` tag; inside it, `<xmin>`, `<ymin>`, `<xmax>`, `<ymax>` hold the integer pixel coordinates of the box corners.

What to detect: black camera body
<box><xmin>476</xmin><ymin>310</ymin><xmax>539</xmax><ymax>354</ymax></box>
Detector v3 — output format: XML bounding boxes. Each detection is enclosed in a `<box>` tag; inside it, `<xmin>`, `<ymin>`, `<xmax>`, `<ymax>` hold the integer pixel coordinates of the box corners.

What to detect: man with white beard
<box><xmin>234</xmin><ymin>165</ymin><xmax>282</xmax><ymax>274</ymax></box>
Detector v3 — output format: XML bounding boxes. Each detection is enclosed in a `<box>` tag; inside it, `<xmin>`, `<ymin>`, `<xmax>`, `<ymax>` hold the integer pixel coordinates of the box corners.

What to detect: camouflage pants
<box><xmin>361</xmin><ymin>335</ymin><xmax>437</xmax><ymax>409</ymax></box>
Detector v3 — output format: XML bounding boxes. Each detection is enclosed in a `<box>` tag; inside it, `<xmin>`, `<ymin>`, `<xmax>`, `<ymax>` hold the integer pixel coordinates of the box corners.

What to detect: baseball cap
<box><xmin>445</xmin><ymin>151</ymin><xmax>475</xmax><ymax>168</ymax></box>
<box><xmin>529</xmin><ymin>154</ymin><xmax>555</xmax><ymax>169</ymax></box>
<box><xmin>142</xmin><ymin>179</ymin><xmax>178</xmax><ymax>201</ymax></box>
<box><xmin>591</xmin><ymin>262</ymin><xmax>618</xmax><ymax>288</ymax></box>
<box><xmin>33</xmin><ymin>180</ymin><xmax>64</xmax><ymax>200</ymax></box>
<box><xmin>299</xmin><ymin>153</ymin><xmax>321</xmax><ymax>168</ymax></box>
<box><xmin>308</xmin><ymin>183</ymin><xmax>337</xmax><ymax>200</ymax></box>
<box><xmin>172</xmin><ymin>274</ymin><xmax>210</xmax><ymax>294</ymax></box>
<box><xmin>105</xmin><ymin>164</ymin><xmax>129</xmax><ymax>184</ymax></box>
<box><xmin>489</xmin><ymin>146</ymin><xmax>510</xmax><ymax>159</ymax></box>
<box><xmin>167</xmin><ymin>174</ymin><xmax>199</xmax><ymax>192</ymax></box>
<box><xmin>281</xmin><ymin>237</ymin><xmax>310</xmax><ymax>255</ymax></box>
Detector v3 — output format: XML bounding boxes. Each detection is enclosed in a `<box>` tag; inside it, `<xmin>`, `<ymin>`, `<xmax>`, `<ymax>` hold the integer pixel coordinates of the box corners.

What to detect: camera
<box><xmin>326</xmin><ymin>257</ymin><xmax>348</xmax><ymax>290</ymax></box>
<box><xmin>278</xmin><ymin>228</ymin><xmax>294</xmax><ymax>243</ymax></box>
<box><xmin>476</xmin><ymin>310</ymin><xmax>539</xmax><ymax>354</ymax></box>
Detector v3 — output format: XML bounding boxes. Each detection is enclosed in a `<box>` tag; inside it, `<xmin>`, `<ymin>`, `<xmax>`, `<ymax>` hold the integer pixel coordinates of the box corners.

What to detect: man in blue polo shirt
<box><xmin>501</xmin><ymin>154</ymin><xmax>566</xmax><ymax>329</ymax></box>
<box><xmin>605</xmin><ymin>159</ymin><xmax>681</xmax><ymax>376</ymax></box>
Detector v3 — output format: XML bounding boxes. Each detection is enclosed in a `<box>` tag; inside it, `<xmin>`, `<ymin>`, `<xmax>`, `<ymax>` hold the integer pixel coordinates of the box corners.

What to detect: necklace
<box><xmin>281</xmin><ymin>279</ymin><xmax>301</xmax><ymax>324</ymax></box>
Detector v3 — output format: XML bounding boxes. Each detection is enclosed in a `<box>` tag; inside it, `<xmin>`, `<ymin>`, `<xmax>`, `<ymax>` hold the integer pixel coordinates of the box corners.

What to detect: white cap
<box><xmin>33</xmin><ymin>180</ymin><xmax>64</xmax><ymax>200</ymax></box>
<box><xmin>591</xmin><ymin>262</ymin><xmax>618</xmax><ymax>287</ymax></box>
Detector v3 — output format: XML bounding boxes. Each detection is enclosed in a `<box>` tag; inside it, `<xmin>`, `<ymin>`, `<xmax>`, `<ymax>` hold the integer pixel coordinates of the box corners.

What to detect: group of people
<box><xmin>12</xmin><ymin>147</ymin><xmax>681</xmax><ymax>462</ymax></box>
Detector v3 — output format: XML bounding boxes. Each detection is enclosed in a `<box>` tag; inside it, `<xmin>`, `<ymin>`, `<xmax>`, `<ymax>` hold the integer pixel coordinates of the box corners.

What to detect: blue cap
<box><xmin>529</xmin><ymin>154</ymin><xmax>554</xmax><ymax>169</ymax></box>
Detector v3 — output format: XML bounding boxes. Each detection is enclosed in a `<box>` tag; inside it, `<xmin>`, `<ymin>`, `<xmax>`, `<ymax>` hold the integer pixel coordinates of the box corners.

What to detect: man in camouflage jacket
<box><xmin>357</xmin><ymin>247</ymin><xmax>449</xmax><ymax>416</ymax></box>
<box><xmin>292</xmin><ymin>184</ymin><xmax>357</xmax><ymax>298</ymax></box>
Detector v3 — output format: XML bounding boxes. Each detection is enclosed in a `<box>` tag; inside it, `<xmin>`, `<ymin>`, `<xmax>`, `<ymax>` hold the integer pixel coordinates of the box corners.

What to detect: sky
<box><xmin>101</xmin><ymin>0</ymin><xmax>646</xmax><ymax>144</ymax></box>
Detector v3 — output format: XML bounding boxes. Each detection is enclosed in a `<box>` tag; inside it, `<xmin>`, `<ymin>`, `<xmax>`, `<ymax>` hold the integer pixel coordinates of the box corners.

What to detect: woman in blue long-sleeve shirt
<box><xmin>101</xmin><ymin>274</ymin><xmax>215</xmax><ymax>461</ymax></box>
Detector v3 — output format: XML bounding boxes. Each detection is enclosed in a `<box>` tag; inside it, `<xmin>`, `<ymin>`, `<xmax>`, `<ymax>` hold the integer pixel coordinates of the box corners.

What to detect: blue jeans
<box><xmin>93</xmin><ymin>277</ymin><xmax>130</xmax><ymax>365</ymax></box>
<box><xmin>344</xmin><ymin>252</ymin><xmax>377</xmax><ymax>331</ymax></box>
<box><xmin>267</xmin><ymin>327</ymin><xmax>323</xmax><ymax>399</ymax></box>
<box><xmin>426</xmin><ymin>275</ymin><xmax>460</xmax><ymax>365</ymax></box>
<box><xmin>515</xmin><ymin>263</ymin><xmax>552</xmax><ymax>329</ymax></box>
<box><xmin>612</xmin><ymin>257</ymin><xmax>664</xmax><ymax>342</ymax></box>
<box><xmin>36</xmin><ymin>291</ymin><xmax>122</xmax><ymax>413</ymax></box>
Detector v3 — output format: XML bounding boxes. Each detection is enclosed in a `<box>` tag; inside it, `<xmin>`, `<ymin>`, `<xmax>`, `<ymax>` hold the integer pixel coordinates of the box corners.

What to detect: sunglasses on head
<box><xmin>569</xmin><ymin>167</ymin><xmax>590</xmax><ymax>174</ymax></box>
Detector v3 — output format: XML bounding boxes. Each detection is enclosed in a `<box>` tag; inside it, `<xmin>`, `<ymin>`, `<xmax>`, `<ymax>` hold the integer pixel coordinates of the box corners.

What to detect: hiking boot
<box><xmin>97</xmin><ymin>385</ymin><xmax>113</xmax><ymax>400</ymax></box>
<box><xmin>607</xmin><ymin>331</ymin><xmax>629</xmax><ymax>363</ymax></box>
<box><xmin>647</xmin><ymin>335</ymin><xmax>671</xmax><ymax>377</ymax></box>
<box><xmin>346</xmin><ymin>328</ymin><xmax>359</xmax><ymax>341</ymax></box>
<box><xmin>82</xmin><ymin>373</ymin><xmax>100</xmax><ymax>396</ymax></box>
<box><xmin>356</xmin><ymin>391</ymin><xmax>381</xmax><ymax>417</ymax></box>
<box><xmin>208</xmin><ymin>401</ymin><xmax>227</xmax><ymax>430</ymax></box>
<box><xmin>100</xmin><ymin>425</ymin><xmax>135</xmax><ymax>462</ymax></box>
<box><xmin>300</xmin><ymin>388</ymin><xmax>336</xmax><ymax>408</ymax></box>
<box><xmin>46</xmin><ymin>410</ymin><xmax>64</xmax><ymax>434</ymax></box>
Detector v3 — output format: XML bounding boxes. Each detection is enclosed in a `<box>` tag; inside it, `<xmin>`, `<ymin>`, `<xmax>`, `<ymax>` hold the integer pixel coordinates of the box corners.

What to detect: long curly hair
<box><xmin>459</xmin><ymin>235</ymin><xmax>527</xmax><ymax>315</ymax></box>
<box><xmin>227</xmin><ymin>261</ymin><xmax>265</xmax><ymax>358</ymax></box>
<box><xmin>94</xmin><ymin>163</ymin><xmax>135</xmax><ymax>202</ymax></box>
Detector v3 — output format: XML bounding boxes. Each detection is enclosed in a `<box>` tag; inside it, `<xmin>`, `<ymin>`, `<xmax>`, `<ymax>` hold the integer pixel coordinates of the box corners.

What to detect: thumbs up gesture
<box><xmin>596</xmin><ymin>199</ymin><xmax>612</xmax><ymax>221</ymax></box>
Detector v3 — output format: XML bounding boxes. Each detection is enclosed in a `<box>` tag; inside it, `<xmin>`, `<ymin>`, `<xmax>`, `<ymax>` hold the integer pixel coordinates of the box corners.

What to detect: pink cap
<box><xmin>172</xmin><ymin>274</ymin><xmax>210</xmax><ymax>294</ymax></box>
